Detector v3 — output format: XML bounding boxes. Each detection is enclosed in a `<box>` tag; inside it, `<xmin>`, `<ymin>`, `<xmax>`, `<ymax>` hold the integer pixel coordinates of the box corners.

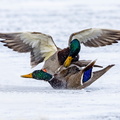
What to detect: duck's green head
<box><xmin>69</xmin><ymin>39</ymin><xmax>81</xmax><ymax>57</ymax></box>
<box><xmin>21</xmin><ymin>70</ymin><xmax>52</xmax><ymax>81</ymax></box>
<box><xmin>64</xmin><ymin>39</ymin><xmax>81</xmax><ymax>67</ymax></box>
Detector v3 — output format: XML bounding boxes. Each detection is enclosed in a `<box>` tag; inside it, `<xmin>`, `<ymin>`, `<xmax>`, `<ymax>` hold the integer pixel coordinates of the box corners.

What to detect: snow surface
<box><xmin>0</xmin><ymin>0</ymin><xmax>120</xmax><ymax>120</ymax></box>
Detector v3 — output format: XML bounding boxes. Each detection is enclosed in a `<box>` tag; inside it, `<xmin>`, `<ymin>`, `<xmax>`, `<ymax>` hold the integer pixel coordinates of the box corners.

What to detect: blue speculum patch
<box><xmin>82</xmin><ymin>68</ymin><xmax>92</xmax><ymax>83</ymax></box>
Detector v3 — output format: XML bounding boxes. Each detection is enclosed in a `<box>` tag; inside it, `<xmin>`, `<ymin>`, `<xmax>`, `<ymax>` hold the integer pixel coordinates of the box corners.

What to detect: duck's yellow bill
<box><xmin>64</xmin><ymin>56</ymin><xmax>73</xmax><ymax>67</ymax></box>
<box><xmin>21</xmin><ymin>73</ymin><xmax>33</xmax><ymax>78</ymax></box>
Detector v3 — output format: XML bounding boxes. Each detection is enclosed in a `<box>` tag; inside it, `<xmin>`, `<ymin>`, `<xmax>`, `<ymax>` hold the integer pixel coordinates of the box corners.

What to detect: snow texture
<box><xmin>0</xmin><ymin>0</ymin><xmax>120</xmax><ymax>120</ymax></box>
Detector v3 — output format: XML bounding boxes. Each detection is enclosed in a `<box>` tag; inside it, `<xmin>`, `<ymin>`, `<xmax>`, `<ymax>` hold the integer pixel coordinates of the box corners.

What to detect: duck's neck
<box><xmin>58</xmin><ymin>47</ymin><xmax>79</xmax><ymax>65</ymax></box>
<box><xmin>48</xmin><ymin>77</ymin><xmax>66</xmax><ymax>89</ymax></box>
<box><xmin>32</xmin><ymin>70</ymin><xmax>66</xmax><ymax>89</ymax></box>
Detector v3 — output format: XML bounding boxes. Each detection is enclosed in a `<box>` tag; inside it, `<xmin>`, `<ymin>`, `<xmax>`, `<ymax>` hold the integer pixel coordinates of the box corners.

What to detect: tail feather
<box><xmin>79</xmin><ymin>64</ymin><xmax>115</xmax><ymax>89</ymax></box>
<box><xmin>92</xmin><ymin>64</ymin><xmax>115</xmax><ymax>82</ymax></box>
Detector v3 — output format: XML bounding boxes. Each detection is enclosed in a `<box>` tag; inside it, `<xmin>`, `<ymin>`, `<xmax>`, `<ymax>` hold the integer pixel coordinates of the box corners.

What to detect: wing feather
<box><xmin>69</xmin><ymin>28</ymin><xmax>120</xmax><ymax>47</ymax></box>
<box><xmin>0</xmin><ymin>32</ymin><xmax>58</xmax><ymax>67</ymax></box>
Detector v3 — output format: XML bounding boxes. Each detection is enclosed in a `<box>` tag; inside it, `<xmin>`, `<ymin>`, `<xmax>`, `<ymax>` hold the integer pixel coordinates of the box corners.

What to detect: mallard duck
<box><xmin>0</xmin><ymin>28</ymin><xmax>120</xmax><ymax>74</ymax></box>
<box><xmin>21</xmin><ymin>60</ymin><xmax>114</xmax><ymax>89</ymax></box>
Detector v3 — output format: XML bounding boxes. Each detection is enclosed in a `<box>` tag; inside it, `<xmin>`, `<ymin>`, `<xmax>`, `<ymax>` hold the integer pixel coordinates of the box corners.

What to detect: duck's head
<box><xmin>64</xmin><ymin>39</ymin><xmax>81</xmax><ymax>67</ymax></box>
<box><xmin>21</xmin><ymin>70</ymin><xmax>52</xmax><ymax>81</ymax></box>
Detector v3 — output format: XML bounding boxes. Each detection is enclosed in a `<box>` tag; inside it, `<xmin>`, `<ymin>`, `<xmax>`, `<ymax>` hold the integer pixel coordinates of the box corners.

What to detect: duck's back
<box><xmin>42</xmin><ymin>51</ymin><xmax>61</xmax><ymax>75</ymax></box>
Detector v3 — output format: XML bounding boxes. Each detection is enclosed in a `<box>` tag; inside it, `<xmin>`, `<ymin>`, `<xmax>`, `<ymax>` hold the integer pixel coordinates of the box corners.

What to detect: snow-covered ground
<box><xmin>0</xmin><ymin>0</ymin><xmax>120</xmax><ymax>120</ymax></box>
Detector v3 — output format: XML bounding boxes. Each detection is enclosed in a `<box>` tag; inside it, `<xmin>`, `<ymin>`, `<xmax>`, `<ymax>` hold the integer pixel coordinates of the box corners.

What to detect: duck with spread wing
<box><xmin>0</xmin><ymin>28</ymin><xmax>120</xmax><ymax>74</ymax></box>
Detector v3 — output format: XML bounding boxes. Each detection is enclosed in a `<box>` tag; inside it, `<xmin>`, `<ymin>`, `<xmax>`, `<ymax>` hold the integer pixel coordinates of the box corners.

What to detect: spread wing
<box><xmin>69</xmin><ymin>28</ymin><xmax>120</xmax><ymax>47</ymax></box>
<box><xmin>0</xmin><ymin>32</ymin><xmax>58</xmax><ymax>67</ymax></box>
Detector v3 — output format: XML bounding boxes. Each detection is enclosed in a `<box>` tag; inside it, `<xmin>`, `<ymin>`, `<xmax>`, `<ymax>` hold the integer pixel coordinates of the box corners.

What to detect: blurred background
<box><xmin>0</xmin><ymin>0</ymin><xmax>120</xmax><ymax>120</ymax></box>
